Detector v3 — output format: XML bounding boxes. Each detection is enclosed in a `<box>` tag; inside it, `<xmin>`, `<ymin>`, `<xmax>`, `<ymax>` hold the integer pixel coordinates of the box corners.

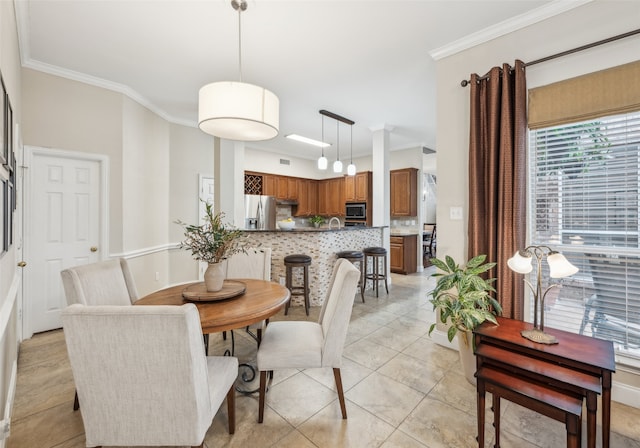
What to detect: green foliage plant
<box><xmin>309</xmin><ymin>215</ymin><xmax>325</xmax><ymax>225</ymax></box>
<box><xmin>428</xmin><ymin>254</ymin><xmax>502</xmax><ymax>346</ymax></box>
<box><xmin>176</xmin><ymin>202</ymin><xmax>248</xmax><ymax>264</ymax></box>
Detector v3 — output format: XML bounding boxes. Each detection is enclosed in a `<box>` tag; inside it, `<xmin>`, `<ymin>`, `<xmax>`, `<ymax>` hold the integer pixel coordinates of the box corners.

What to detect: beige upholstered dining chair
<box><xmin>225</xmin><ymin>248</ymin><xmax>272</xmax><ymax>343</ymax></box>
<box><xmin>256</xmin><ymin>258</ymin><xmax>360</xmax><ymax>422</ymax></box>
<box><xmin>60</xmin><ymin>258</ymin><xmax>139</xmax><ymax>306</ymax></box>
<box><xmin>225</xmin><ymin>247</ymin><xmax>272</xmax><ymax>282</ymax></box>
<box><xmin>62</xmin><ymin>303</ymin><xmax>237</xmax><ymax>448</ymax></box>
<box><xmin>60</xmin><ymin>258</ymin><xmax>139</xmax><ymax>410</ymax></box>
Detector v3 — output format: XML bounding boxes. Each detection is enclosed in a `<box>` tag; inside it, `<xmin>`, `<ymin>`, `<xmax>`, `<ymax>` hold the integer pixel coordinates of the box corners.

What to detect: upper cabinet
<box><xmin>262</xmin><ymin>174</ymin><xmax>277</xmax><ymax>196</ymax></box>
<box><xmin>390</xmin><ymin>168</ymin><xmax>418</xmax><ymax>217</ymax></box>
<box><xmin>345</xmin><ymin>171</ymin><xmax>371</xmax><ymax>203</ymax></box>
<box><xmin>317</xmin><ymin>177</ymin><xmax>344</xmax><ymax>216</ymax></box>
<box><xmin>294</xmin><ymin>178</ymin><xmax>318</xmax><ymax>217</ymax></box>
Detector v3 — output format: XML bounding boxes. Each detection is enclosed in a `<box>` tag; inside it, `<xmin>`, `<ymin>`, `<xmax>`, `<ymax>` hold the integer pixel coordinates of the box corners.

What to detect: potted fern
<box><xmin>176</xmin><ymin>203</ymin><xmax>247</xmax><ymax>291</ymax></box>
<box><xmin>428</xmin><ymin>254</ymin><xmax>502</xmax><ymax>384</ymax></box>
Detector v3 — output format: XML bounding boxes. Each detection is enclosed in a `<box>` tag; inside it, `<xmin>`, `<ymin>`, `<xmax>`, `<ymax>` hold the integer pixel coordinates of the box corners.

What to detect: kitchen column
<box><xmin>370</xmin><ymin>125</ymin><xmax>392</xmax><ymax>282</ymax></box>
<box><xmin>214</xmin><ymin>138</ymin><xmax>245</xmax><ymax>228</ymax></box>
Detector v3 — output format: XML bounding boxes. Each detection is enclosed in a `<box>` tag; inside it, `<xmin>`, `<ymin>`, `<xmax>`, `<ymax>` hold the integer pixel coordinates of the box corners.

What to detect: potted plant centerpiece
<box><xmin>176</xmin><ymin>202</ymin><xmax>248</xmax><ymax>292</ymax></box>
<box><xmin>309</xmin><ymin>215</ymin><xmax>325</xmax><ymax>228</ymax></box>
<box><xmin>428</xmin><ymin>254</ymin><xmax>502</xmax><ymax>384</ymax></box>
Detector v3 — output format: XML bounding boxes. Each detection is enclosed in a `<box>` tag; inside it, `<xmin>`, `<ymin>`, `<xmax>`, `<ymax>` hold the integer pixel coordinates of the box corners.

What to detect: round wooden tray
<box><xmin>182</xmin><ymin>280</ymin><xmax>246</xmax><ymax>302</ymax></box>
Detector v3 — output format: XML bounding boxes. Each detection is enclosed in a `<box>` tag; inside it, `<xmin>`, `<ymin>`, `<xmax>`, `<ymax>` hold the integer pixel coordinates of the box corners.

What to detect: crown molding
<box><xmin>23</xmin><ymin>59</ymin><xmax>196</xmax><ymax>128</ymax></box>
<box><xmin>429</xmin><ymin>0</ymin><xmax>594</xmax><ymax>61</ymax></box>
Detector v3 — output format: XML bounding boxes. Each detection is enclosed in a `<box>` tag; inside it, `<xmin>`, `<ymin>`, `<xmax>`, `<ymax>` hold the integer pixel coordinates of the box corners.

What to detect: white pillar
<box><xmin>370</xmin><ymin>125</ymin><xmax>393</xmax><ymax>281</ymax></box>
<box><xmin>214</xmin><ymin>139</ymin><xmax>246</xmax><ymax>229</ymax></box>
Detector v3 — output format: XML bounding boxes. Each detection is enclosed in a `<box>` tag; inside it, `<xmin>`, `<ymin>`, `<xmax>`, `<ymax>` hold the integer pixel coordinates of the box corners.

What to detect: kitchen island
<box><xmin>243</xmin><ymin>226</ymin><xmax>384</xmax><ymax>308</ymax></box>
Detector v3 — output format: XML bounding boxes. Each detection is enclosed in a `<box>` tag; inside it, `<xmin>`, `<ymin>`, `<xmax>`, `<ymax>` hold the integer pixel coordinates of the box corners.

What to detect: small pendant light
<box><xmin>317</xmin><ymin>115</ymin><xmax>328</xmax><ymax>170</ymax></box>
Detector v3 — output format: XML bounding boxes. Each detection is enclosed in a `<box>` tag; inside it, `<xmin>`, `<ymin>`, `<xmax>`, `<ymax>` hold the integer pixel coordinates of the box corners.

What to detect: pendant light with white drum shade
<box><xmin>198</xmin><ymin>0</ymin><xmax>279</xmax><ymax>141</ymax></box>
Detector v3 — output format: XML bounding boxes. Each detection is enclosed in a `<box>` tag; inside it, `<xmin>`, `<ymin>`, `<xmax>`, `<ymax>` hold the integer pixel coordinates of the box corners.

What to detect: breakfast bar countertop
<box><xmin>243</xmin><ymin>225</ymin><xmax>387</xmax><ymax>232</ymax></box>
<box><xmin>243</xmin><ymin>226</ymin><xmax>384</xmax><ymax>308</ymax></box>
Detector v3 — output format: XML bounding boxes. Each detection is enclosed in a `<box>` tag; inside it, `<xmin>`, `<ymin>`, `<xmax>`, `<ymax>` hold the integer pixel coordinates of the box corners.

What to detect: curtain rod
<box><xmin>460</xmin><ymin>28</ymin><xmax>640</xmax><ymax>87</ymax></box>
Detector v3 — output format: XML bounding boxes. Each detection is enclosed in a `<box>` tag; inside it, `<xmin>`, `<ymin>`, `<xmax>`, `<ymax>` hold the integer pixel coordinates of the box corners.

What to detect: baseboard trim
<box><xmin>612</xmin><ymin>379</ymin><xmax>640</xmax><ymax>409</ymax></box>
<box><xmin>0</xmin><ymin>359</ymin><xmax>18</xmax><ymax>443</ymax></box>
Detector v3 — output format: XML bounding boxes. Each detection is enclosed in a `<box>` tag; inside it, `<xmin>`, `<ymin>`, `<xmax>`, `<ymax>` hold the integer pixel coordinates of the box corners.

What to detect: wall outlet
<box><xmin>450</xmin><ymin>206</ymin><xmax>463</xmax><ymax>221</ymax></box>
<box><xmin>279</xmin><ymin>276</ymin><xmax>286</xmax><ymax>286</ymax></box>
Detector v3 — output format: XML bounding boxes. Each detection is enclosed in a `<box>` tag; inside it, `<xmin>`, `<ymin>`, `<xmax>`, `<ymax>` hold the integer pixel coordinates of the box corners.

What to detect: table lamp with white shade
<box><xmin>507</xmin><ymin>245</ymin><xmax>579</xmax><ymax>344</ymax></box>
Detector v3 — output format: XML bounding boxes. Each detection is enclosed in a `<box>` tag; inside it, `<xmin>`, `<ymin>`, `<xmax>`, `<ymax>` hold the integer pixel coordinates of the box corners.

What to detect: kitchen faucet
<box><xmin>328</xmin><ymin>217</ymin><xmax>341</xmax><ymax>229</ymax></box>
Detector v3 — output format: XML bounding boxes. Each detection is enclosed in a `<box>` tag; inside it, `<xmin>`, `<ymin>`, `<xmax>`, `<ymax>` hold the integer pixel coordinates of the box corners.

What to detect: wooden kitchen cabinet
<box><xmin>317</xmin><ymin>180</ymin><xmax>328</xmax><ymax>215</ymax></box>
<box><xmin>345</xmin><ymin>171</ymin><xmax>371</xmax><ymax>203</ymax></box>
<box><xmin>390</xmin><ymin>234</ymin><xmax>417</xmax><ymax>274</ymax></box>
<box><xmin>327</xmin><ymin>177</ymin><xmax>344</xmax><ymax>216</ymax></box>
<box><xmin>316</xmin><ymin>178</ymin><xmax>344</xmax><ymax>216</ymax></box>
<box><xmin>262</xmin><ymin>174</ymin><xmax>277</xmax><ymax>196</ymax></box>
<box><xmin>273</xmin><ymin>175</ymin><xmax>298</xmax><ymax>200</ymax></box>
<box><xmin>293</xmin><ymin>179</ymin><xmax>318</xmax><ymax>217</ymax></box>
<box><xmin>390</xmin><ymin>168</ymin><xmax>418</xmax><ymax>217</ymax></box>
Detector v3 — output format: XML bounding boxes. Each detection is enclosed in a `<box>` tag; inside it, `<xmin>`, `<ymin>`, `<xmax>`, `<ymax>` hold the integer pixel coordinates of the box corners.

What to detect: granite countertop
<box><xmin>244</xmin><ymin>226</ymin><xmax>386</xmax><ymax>232</ymax></box>
<box><xmin>390</xmin><ymin>228</ymin><xmax>420</xmax><ymax>236</ymax></box>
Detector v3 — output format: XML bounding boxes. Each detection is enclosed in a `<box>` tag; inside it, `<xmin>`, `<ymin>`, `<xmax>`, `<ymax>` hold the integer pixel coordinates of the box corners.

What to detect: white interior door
<box><xmin>24</xmin><ymin>147</ymin><xmax>105</xmax><ymax>334</ymax></box>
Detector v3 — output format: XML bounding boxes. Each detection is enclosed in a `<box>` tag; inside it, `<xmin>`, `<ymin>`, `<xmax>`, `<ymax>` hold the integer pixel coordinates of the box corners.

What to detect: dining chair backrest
<box><xmin>61</xmin><ymin>303</ymin><xmax>217</xmax><ymax>447</ymax></box>
<box><xmin>61</xmin><ymin>258</ymin><xmax>138</xmax><ymax>306</ymax></box>
<box><xmin>226</xmin><ymin>248</ymin><xmax>272</xmax><ymax>281</ymax></box>
<box><xmin>318</xmin><ymin>258</ymin><xmax>360</xmax><ymax>367</ymax></box>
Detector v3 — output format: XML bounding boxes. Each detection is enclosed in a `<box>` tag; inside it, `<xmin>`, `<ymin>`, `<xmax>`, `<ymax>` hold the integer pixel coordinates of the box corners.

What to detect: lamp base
<box><xmin>521</xmin><ymin>328</ymin><xmax>558</xmax><ymax>345</ymax></box>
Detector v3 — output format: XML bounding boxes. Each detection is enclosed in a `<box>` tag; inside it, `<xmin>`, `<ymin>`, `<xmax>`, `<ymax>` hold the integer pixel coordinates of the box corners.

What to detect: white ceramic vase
<box><xmin>204</xmin><ymin>262</ymin><xmax>225</xmax><ymax>292</ymax></box>
<box><xmin>457</xmin><ymin>330</ymin><xmax>477</xmax><ymax>386</ymax></box>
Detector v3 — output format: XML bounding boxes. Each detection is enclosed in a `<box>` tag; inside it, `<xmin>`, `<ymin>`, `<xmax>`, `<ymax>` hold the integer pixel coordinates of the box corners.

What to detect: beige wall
<box><xmin>435</xmin><ymin>0</ymin><xmax>640</xmax><ymax>392</ymax></box>
<box><xmin>168</xmin><ymin>123</ymin><xmax>215</xmax><ymax>285</ymax></box>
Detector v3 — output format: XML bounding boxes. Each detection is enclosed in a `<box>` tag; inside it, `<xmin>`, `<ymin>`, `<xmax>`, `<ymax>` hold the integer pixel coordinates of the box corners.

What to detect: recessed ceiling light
<box><xmin>285</xmin><ymin>134</ymin><xmax>331</xmax><ymax>148</ymax></box>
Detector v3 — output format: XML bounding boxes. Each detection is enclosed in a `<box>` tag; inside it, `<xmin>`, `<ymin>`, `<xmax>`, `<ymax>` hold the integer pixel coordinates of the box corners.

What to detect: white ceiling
<box><xmin>17</xmin><ymin>0</ymin><xmax>570</xmax><ymax>161</ymax></box>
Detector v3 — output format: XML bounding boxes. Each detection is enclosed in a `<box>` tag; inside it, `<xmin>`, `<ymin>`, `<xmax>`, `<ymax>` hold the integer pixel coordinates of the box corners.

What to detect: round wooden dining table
<box><xmin>134</xmin><ymin>279</ymin><xmax>290</xmax><ymax>334</ymax></box>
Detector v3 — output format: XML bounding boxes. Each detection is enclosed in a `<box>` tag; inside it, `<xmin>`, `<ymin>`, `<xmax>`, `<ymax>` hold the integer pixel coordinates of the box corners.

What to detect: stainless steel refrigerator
<box><xmin>244</xmin><ymin>195</ymin><xmax>276</xmax><ymax>230</ymax></box>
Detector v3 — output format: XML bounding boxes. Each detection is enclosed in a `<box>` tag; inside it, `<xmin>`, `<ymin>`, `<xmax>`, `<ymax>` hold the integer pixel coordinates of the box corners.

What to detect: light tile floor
<box><xmin>7</xmin><ymin>269</ymin><xmax>640</xmax><ymax>447</ymax></box>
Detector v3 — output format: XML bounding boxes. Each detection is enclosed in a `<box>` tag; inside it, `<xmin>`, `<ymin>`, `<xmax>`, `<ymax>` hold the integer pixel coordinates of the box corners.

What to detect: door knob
<box><xmin>17</xmin><ymin>261</ymin><xmax>26</xmax><ymax>267</ymax></box>
<box><xmin>90</xmin><ymin>247</ymin><xmax>98</xmax><ymax>252</ymax></box>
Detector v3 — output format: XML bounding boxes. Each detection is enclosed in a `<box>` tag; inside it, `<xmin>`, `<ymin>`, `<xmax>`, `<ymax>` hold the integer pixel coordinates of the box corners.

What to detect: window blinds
<box><xmin>529</xmin><ymin>112</ymin><xmax>640</xmax><ymax>359</ymax></box>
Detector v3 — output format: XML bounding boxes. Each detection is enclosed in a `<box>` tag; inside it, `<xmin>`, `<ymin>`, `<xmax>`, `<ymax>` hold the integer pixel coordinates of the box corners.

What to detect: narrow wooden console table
<box><xmin>474</xmin><ymin>317</ymin><xmax>615</xmax><ymax>448</ymax></box>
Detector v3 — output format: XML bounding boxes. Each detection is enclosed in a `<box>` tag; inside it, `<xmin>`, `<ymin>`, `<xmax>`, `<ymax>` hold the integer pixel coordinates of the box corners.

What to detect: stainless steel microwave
<box><xmin>345</xmin><ymin>203</ymin><xmax>366</xmax><ymax>219</ymax></box>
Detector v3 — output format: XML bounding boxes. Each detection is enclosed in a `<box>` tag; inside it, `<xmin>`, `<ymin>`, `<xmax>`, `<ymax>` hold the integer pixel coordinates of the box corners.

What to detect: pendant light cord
<box><xmin>350</xmin><ymin>124</ymin><xmax>353</xmax><ymax>163</ymax></box>
<box><xmin>321</xmin><ymin>116</ymin><xmax>325</xmax><ymax>157</ymax></box>
<box><xmin>336</xmin><ymin>121</ymin><xmax>340</xmax><ymax>160</ymax></box>
<box><xmin>238</xmin><ymin>5</ymin><xmax>242</xmax><ymax>82</ymax></box>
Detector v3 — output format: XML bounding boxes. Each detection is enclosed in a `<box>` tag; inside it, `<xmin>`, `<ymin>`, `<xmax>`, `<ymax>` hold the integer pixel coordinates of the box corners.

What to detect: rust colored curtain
<box><xmin>468</xmin><ymin>60</ymin><xmax>527</xmax><ymax>320</ymax></box>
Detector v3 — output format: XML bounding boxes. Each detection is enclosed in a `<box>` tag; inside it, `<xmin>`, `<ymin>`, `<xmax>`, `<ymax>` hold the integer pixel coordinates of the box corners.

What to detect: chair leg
<box><xmin>303</xmin><ymin>265</ymin><xmax>310</xmax><ymax>316</ymax></box>
<box><xmin>258</xmin><ymin>370</ymin><xmax>267</xmax><ymax>423</ymax></box>
<box><xmin>73</xmin><ymin>390</ymin><xmax>79</xmax><ymax>410</ymax></box>
<box><xmin>359</xmin><ymin>260</ymin><xmax>365</xmax><ymax>303</ymax></box>
<box><xmin>333</xmin><ymin>368</ymin><xmax>347</xmax><ymax>419</ymax></box>
<box><xmin>383</xmin><ymin>255</ymin><xmax>389</xmax><ymax>294</ymax></box>
<box><xmin>226</xmin><ymin>384</ymin><xmax>235</xmax><ymax>434</ymax></box>
<box><xmin>191</xmin><ymin>443</ymin><xmax>203</xmax><ymax>448</ymax></box>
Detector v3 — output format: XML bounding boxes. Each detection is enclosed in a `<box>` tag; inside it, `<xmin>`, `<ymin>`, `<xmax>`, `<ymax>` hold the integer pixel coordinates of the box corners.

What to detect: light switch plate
<box><xmin>450</xmin><ymin>206</ymin><xmax>463</xmax><ymax>220</ymax></box>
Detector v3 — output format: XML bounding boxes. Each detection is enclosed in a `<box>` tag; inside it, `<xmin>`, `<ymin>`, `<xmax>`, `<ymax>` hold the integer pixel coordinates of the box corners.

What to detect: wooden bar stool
<box><xmin>363</xmin><ymin>247</ymin><xmax>389</xmax><ymax>297</ymax></box>
<box><xmin>337</xmin><ymin>250</ymin><xmax>365</xmax><ymax>303</ymax></box>
<box><xmin>284</xmin><ymin>254</ymin><xmax>312</xmax><ymax>316</ymax></box>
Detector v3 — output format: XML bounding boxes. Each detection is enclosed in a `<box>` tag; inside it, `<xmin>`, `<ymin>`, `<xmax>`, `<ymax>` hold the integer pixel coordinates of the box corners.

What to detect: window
<box><xmin>529</xmin><ymin>111</ymin><xmax>640</xmax><ymax>363</ymax></box>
